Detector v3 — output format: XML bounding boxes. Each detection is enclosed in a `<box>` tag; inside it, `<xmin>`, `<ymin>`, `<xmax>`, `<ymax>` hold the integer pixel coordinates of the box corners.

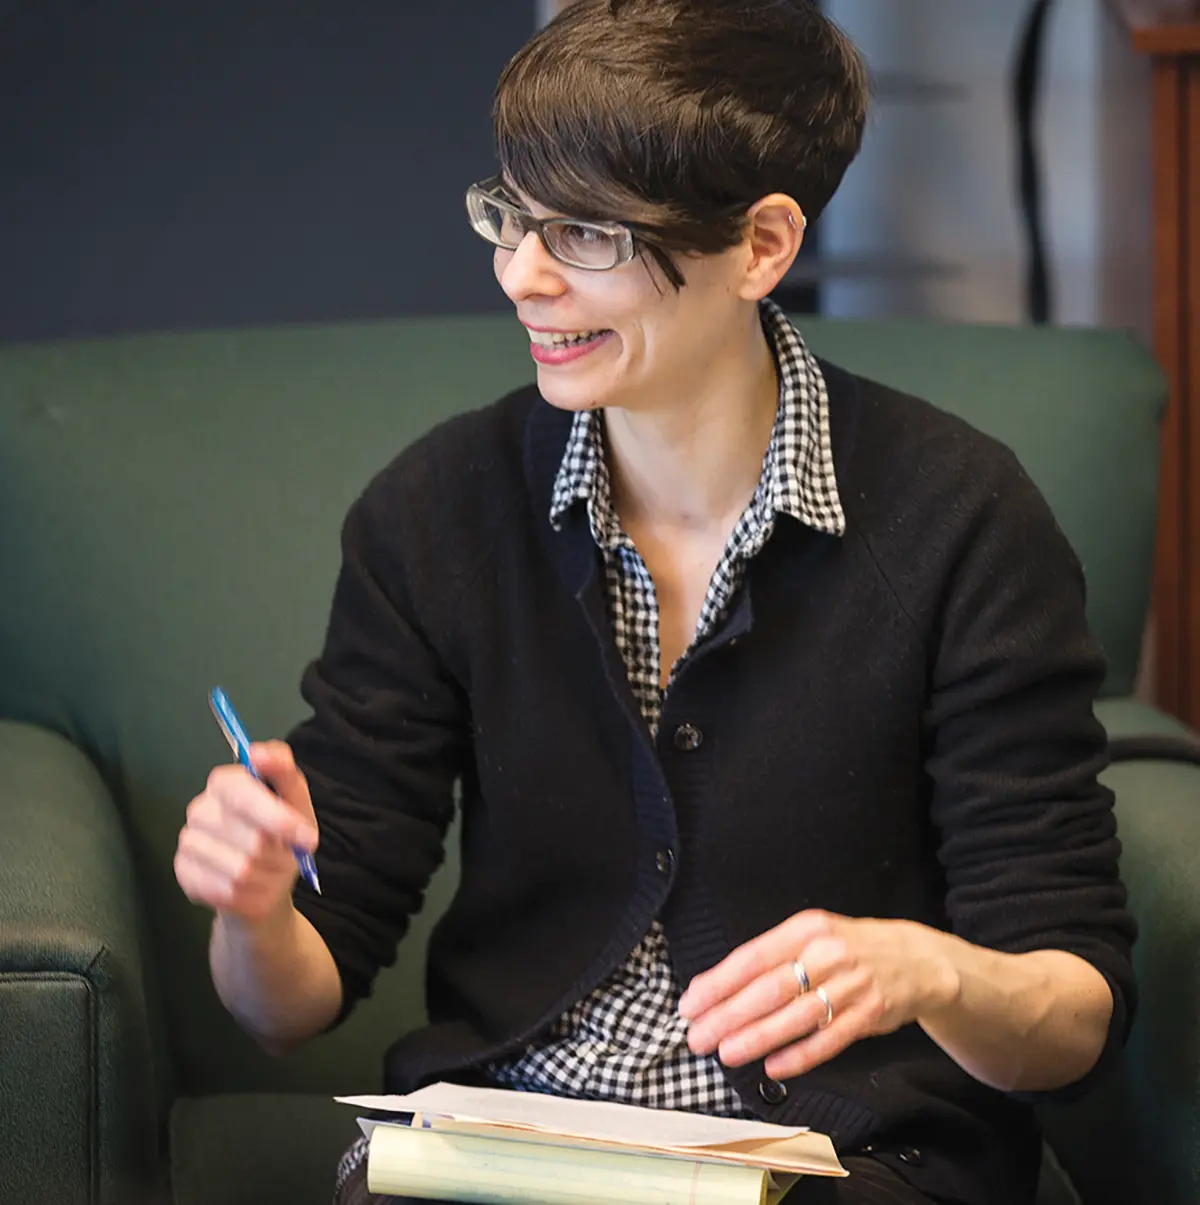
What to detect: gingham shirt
<box><xmin>488</xmin><ymin>299</ymin><xmax>845</xmax><ymax>1115</ymax></box>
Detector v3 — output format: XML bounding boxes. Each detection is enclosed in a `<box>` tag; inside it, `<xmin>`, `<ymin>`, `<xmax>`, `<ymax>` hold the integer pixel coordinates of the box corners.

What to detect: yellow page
<box><xmin>367</xmin><ymin>1124</ymin><xmax>772</xmax><ymax>1205</ymax></box>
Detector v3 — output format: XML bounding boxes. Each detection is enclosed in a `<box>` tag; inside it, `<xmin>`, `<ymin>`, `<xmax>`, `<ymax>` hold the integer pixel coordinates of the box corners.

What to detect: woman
<box><xmin>173</xmin><ymin>3</ymin><xmax>1135</xmax><ymax>1203</ymax></box>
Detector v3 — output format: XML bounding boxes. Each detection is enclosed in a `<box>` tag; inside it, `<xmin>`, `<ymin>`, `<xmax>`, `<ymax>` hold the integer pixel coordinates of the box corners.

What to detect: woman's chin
<box><xmin>536</xmin><ymin>374</ymin><xmax>611</xmax><ymax>413</ymax></box>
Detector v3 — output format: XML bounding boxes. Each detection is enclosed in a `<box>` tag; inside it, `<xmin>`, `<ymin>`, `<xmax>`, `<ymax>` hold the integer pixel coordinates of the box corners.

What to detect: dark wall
<box><xmin>1</xmin><ymin>2</ymin><xmax>530</xmax><ymax>343</ymax></box>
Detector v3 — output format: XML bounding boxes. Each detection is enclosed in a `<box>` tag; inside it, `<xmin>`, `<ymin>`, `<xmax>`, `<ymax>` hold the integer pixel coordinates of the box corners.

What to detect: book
<box><xmin>336</xmin><ymin>1082</ymin><xmax>847</xmax><ymax>1205</ymax></box>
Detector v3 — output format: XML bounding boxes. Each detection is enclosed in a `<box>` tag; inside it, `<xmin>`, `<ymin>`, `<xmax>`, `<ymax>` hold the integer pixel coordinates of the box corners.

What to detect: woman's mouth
<box><xmin>527</xmin><ymin>328</ymin><xmax>615</xmax><ymax>365</ymax></box>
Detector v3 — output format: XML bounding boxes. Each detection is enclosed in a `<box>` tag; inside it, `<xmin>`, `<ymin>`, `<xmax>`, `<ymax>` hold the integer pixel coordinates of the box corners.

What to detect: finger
<box><xmin>205</xmin><ymin>764</ymin><xmax>317</xmax><ymax>849</ymax></box>
<box><xmin>687</xmin><ymin>965</ymin><xmax>803</xmax><ymax>1056</ymax></box>
<box><xmin>174</xmin><ymin>849</ymin><xmax>293</xmax><ymax>921</ymax></box>
<box><xmin>762</xmin><ymin>991</ymin><xmax>884</xmax><ymax>1081</ymax></box>
<box><xmin>249</xmin><ymin>741</ymin><xmax>318</xmax><ymax>832</ymax></box>
<box><xmin>717</xmin><ymin>969</ymin><xmax>869</xmax><ymax>1068</ymax></box>
<box><xmin>186</xmin><ymin>792</ymin><xmax>278</xmax><ymax>855</ymax></box>
<box><xmin>215</xmin><ymin>809</ymin><xmax>291</xmax><ymax>861</ymax></box>
<box><xmin>794</xmin><ymin>934</ymin><xmax>853</xmax><ymax>987</ymax></box>
<box><xmin>178</xmin><ymin>824</ymin><xmax>295</xmax><ymax>885</ymax></box>
<box><xmin>686</xmin><ymin>933</ymin><xmax>849</xmax><ymax>1055</ymax></box>
<box><xmin>174</xmin><ymin>845</ymin><xmax>237</xmax><ymax>910</ymax></box>
<box><xmin>679</xmin><ymin>910</ymin><xmax>834</xmax><ymax>1019</ymax></box>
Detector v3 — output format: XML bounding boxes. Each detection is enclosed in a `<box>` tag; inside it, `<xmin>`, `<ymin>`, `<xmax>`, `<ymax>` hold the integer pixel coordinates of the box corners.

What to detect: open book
<box><xmin>337</xmin><ymin>1082</ymin><xmax>846</xmax><ymax>1205</ymax></box>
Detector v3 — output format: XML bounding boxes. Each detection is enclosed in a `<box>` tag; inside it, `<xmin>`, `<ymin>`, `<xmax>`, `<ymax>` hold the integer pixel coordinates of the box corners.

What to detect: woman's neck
<box><xmin>604</xmin><ymin>314</ymin><xmax>780</xmax><ymax>535</ymax></box>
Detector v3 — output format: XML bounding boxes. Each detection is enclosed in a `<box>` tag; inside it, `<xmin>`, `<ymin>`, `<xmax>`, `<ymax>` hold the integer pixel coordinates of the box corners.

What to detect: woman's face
<box><xmin>494</xmin><ymin>189</ymin><xmax>750</xmax><ymax>415</ymax></box>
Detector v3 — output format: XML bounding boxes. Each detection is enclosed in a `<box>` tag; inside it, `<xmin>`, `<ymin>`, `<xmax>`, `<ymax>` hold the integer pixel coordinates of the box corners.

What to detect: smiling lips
<box><xmin>525</xmin><ymin>327</ymin><xmax>615</xmax><ymax>365</ymax></box>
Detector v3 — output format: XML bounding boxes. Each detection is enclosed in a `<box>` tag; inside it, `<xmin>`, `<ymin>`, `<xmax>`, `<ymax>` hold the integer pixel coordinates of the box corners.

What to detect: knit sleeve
<box><xmin>287</xmin><ymin>461</ymin><xmax>471</xmax><ymax>1022</ymax></box>
<box><xmin>923</xmin><ymin>445</ymin><xmax>1137</xmax><ymax>1097</ymax></box>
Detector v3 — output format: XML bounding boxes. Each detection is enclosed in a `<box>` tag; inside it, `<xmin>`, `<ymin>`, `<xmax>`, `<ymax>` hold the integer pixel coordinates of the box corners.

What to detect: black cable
<box><xmin>1013</xmin><ymin>0</ymin><xmax>1055</xmax><ymax>325</ymax></box>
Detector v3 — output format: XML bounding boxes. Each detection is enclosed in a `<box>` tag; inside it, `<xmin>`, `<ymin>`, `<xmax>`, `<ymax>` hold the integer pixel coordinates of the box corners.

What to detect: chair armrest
<box><xmin>1037</xmin><ymin>699</ymin><xmax>1200</xmax><ymax>1205</ymax></box>
<box><xmin>0</xmin><ymin>720</ymin><xmax>166</xmax><ymax>1205</ymax></box>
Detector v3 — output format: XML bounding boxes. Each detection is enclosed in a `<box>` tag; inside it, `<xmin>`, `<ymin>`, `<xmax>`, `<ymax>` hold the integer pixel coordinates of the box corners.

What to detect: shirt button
<box><xmin>673</xmin><ymin>723</ymin><xmax>703</xmax><ymax>751</ymax></box>
<box><xmin>899</xmin><ymin>1147</ymin><xmax>923</xmax><ymax>1166</ymax></box>
<box><xmin>655</xmin><ymin>848</ymin><xmax>675</xmax><ymax>876</ymax></box>
<box><xmin>757</xmin><ymin>1078</ymin><xmax>788</xmax><ymax>1105</ymax></box>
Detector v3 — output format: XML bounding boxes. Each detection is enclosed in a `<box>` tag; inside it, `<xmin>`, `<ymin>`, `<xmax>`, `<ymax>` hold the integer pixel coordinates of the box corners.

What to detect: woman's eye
<box><xmin>561</xmin><ymin>223</ymin><xmax>604</xmax><ymax>245</ymax></box>
<box><xmin>546</xmin><ymin>221</ymin><xmax>620</xmax><ymax>266</ymax></box>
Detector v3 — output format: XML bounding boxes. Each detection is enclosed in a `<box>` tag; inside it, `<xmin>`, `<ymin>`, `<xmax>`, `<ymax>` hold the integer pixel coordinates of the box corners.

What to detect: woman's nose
<box><xmin>496</xmin><ymin>231</ymin><xmax>568</xmax><ymax>302</ymax></box>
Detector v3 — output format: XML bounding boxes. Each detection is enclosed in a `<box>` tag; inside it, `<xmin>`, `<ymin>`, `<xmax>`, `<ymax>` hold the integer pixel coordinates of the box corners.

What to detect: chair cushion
<box><xmin>169</xmin><ymin>1094</ymin><xmax>362</xmax><ymax>1205</ymax></box>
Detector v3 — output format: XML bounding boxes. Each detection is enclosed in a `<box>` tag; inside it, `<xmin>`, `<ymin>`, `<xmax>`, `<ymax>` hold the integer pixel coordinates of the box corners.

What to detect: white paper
<box><xmin>337</xmin><ymin>1082</ymin><xmax>807</xmax><ymax>1149</ymax></box>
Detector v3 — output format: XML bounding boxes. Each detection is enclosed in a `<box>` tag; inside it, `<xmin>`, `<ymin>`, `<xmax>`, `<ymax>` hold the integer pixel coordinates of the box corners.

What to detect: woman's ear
<box><xmin>738</xmin><ymin>194</ymin><xmax>806</xmax><ymax>301</ymax></box>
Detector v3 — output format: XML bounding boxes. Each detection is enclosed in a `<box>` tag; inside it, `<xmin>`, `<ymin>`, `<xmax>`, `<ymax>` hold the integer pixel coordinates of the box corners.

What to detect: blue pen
<box><xmin>208</xmin><ymin>686</ymin><xmax>322</xmax><ymax>895</ymax></box>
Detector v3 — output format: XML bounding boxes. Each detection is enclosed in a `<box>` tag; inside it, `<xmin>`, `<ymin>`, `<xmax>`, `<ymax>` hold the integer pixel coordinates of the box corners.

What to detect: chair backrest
<box><xmin>0</xmin><ymin>313</ymin><xmax>1166</xmax><ymax>1099</ymax></box>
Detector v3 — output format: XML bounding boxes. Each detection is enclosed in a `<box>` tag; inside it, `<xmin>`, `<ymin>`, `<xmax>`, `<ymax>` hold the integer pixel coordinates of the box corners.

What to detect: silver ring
<box><xmin>815</xmin><ymin>986</ymin><xmax>833</xmax><ymax>1029</ymax></box>
<box><xmin>790</xmin><ymin>959</ymin><xmax>810</xmax><ymax>996</ymax></box>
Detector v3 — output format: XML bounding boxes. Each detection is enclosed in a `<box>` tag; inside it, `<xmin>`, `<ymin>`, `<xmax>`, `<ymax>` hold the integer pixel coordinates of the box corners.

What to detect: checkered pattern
<box><xmin>489</xmin><ymin>301</ymin><xmax>845</xmax><ymax>1116</ymax></box>
<box><xmin>334</xmin><ymin>1135</ymin><xmax>370</xmax><ymax>1198</ymax></box>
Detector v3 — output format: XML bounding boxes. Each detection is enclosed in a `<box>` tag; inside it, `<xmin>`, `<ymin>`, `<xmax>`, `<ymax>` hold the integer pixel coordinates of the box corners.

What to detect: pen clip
<box><xmin>208</xmin><ymin>686</ymin><xmax>255</xmax><ymax>775</ymax></box>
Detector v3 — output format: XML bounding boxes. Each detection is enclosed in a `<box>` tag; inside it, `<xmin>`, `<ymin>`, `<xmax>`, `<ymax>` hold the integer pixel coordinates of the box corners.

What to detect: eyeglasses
<box><xmin>465</xmin><ymin>176</ymin><xmax>637</xmax><ymax>271</ymax></box>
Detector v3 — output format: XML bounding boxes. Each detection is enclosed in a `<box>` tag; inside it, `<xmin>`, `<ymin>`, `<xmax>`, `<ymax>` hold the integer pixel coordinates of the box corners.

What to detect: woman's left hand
<box><xmin>678</xmin><ymin>910</ymin><xmax>961</xmax><ymax>1081</ymax></box>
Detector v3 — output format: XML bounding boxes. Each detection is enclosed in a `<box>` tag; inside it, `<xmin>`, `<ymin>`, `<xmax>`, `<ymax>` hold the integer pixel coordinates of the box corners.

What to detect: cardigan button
<box><xmin>673</xmin><ymin>723</ymin><xmax>703</xmax><ymax>751</ymax></box>
<box><xmin>655</xmin><ymin>848</ymin><xmax>675</xmax><ymax>876</ymax></box>
<box><xmin>757</xmin><ymin>1078</ymin><xmax>788</xmax><ymax>1105</ymax></box>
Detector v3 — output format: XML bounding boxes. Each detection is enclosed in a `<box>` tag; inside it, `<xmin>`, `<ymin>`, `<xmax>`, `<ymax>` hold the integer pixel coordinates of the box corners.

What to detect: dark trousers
<box><xmin>334</xmin><ymin>1154</ymin><xmax>941</xmax><ymax>1205</ymax></box>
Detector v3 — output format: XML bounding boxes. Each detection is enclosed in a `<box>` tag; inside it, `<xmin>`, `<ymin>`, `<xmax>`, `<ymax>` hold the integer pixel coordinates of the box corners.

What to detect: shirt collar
<box><xmin>548</xmin><ymin>298</ymin><xmax>845</xmax><ymax>541</ymax></box>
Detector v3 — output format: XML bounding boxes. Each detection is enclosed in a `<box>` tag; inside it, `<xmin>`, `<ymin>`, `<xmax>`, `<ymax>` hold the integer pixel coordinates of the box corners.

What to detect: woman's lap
<box><xmin>333</xmin><ymin>1152</ymin><xmax>938</xmax><ymax>1205</ymax></box>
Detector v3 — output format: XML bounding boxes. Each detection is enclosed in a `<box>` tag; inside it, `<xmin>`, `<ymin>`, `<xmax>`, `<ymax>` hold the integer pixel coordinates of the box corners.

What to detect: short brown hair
<box><xmin>494</xmin><ymin>0</ymin><xmax>869</xmax><ymax>287</ymax></box>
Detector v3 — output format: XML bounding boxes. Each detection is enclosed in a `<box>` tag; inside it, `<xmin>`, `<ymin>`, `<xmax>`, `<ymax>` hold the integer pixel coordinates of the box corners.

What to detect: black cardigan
<box><xmin>291</xmin><ymin>362</ymin><xmax>1136</xmax><ymax>1205</ymax></box>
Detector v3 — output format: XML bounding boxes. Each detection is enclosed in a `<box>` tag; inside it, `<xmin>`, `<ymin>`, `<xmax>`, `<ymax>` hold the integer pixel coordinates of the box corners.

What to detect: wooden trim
<box><xmin>1130</xmin><ymin>20</ymin><xmax>1200</xmax><ymax>725</ymax></box>
<box><xmin>1185</xmin><ymin>65</ymin><xmax>1200</xmax><ymax>722</ymax></box>
<box><xmin>1133</xmin><ymin>23</ymin><xmax>1200</xmax><ymax>56</ymax></box>
<box><xmin>1152</xmin><ymin>58</ymin><xmax>1187</xmax><ymax>717</ymax></box>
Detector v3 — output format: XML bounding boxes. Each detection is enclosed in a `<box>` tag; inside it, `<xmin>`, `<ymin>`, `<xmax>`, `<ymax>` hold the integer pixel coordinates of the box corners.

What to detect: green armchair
<box><xmin>0</xmin><ymin>313</ymin><xmax>1196</xmax><ymax>1205</ymax></box>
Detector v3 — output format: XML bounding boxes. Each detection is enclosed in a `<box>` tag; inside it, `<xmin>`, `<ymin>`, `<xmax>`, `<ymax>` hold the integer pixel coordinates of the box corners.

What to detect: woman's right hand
<box><xmin>174</xmin><ymin>740</ymin><xmax>320</xmax><ymax>925</ymax></box>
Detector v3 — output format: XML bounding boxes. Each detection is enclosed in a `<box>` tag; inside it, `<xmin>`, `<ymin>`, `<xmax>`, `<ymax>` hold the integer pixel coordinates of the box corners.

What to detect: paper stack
<box><xmin>336</xmin><ymin>1082</ymin><xmax>846</xmax><ymax>1205</ymax></box>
